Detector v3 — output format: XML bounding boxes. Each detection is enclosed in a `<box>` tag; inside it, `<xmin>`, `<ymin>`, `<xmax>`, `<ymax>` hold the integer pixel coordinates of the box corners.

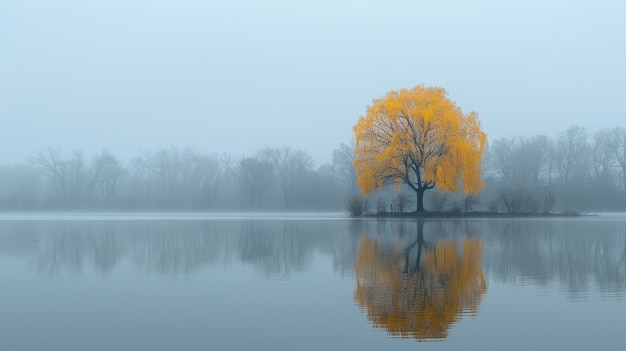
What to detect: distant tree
<box><xmin>29</xmin><ymin>148</ymin><xmax>68</xmax><ymax>199</ymax></box>
<box><xmin>488</xmin><ymin>135</ymin><xmax>553</xmax><ymax>212</ymax></box>
<box><xmin>331</xmin><ymin>141</ymin><xmax>359</xmax><ymax>196</ymax></box>
<box><xmin>299</xmin><ymin>164</ymin><xmax>345</xmax><ymax>210</ymax></box>
<box><xmin>609</xmin><ymin>126</ymin><xmax>626</xmax><ymax>191</ymax></box>
<box><xmin>235</xmin><ymin>156</ymin><xmax>275</xmax><ymax>209</ymax></box>
<box><xmin>259</xmin><ymin>146</ymin><xmax>313</xmax><ymax>208</ymax></box>
<box><xmin>29</xmin><ymin>148</ymin><xmax>90</xmax><ymax>206</ymax></box>
<box><xmin>555</xmin><ymin>126</ymin><xmax>590</xmax><ymax>182</ymax></box>
<box><xmin>392</xmin><ymin>192</ymin><xmax>415</xmax><ymax>213</ymax></box>
<box><xmin>427</xmin><ymin>191</ymin><xmax>449</xmax><ymax>212</ymax></box>
<box><xmin>462</xmin><ymin>194</ymin><xmax>479</xmax><ymax>213</ymax></box>
<box><xmin>489</xmin><ymin>135</ymin><xmax>552</xmax><ymax>186</ymax></box>
<box><xmin>589</xmin><ymin>129</ymin><xmax>616</xmax><ymax>185</ymax></box>
<box><xmin>353</xmin><ymin>85</ymin><xmax>487</xmax><ymax>212</ymax></box>
<box><xmin>346</xmin><ymin>195</ymin><xmax>369</xmax><ymax>217</ymax></box>
<box><xmin>89</xmin><ymin>150</ymin><xmax>128</xmax><ymax>203</ymax></box>
<box><xmin>130</xmin><ymin>147</ymin><xmax>221</xmax><ymax>208</ymax></box>
<box><xmin>65</xmin><ymin>150</ymin><xmax>88</xmax><ymax>201</ymax></box>
<box><xmin>181</xmin><ymin>150</ymin><xmax>222</xmax><ymax>208</ymax></box>
<box><xmin>131</xmin><ymin>150</ymin><xmax>157</xmax><ymax>203</ymax></box>
<box><xmin>375</xmin><ymin>197</ymin><xmax>388</xmax><ymax>214</ymax></box>
<box><xmin>218</xmin><ymin>153</ymin><xmax>238</xmax><ymax>208</ymax></box>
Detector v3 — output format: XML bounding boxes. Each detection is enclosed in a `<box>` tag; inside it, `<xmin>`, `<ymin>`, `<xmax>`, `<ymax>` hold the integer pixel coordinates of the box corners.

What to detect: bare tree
<box><xmin>177</xmin><ymin>148</ymin><xmax>222</xmax><ymax>207</ymax></box>
<box><xmin>427</xmin><ymin>191</ymin><xmax>449</xmax><ymax>212</ymax></box>
<box><xmin>236</xmin><ymin>156</ymin><xmax>275</xmax><ymax>209</ymax></box>
<box><xmin>393</xmin><ymin>192</ymin><xmax>415</xmax><ymax>213</ymax></box>
<box><xmin>555</xmin><ymin>126</ymin><xmax>591</xmax><ymax>182</ymax></box>
<box><xmin>331</xmin><ymin>141</ymin><xmax>359</xmax><ymax>196</ymax></box>
<box><xmin>66</xmin><ymin>150</ymin><xmax>87</xmax><ymax>201</ymax></box>
<box><xmin>199</xmin><ymin>153</ymin><xmax>223</xmax><ymax>207</ymax></box>
<box><xmin>584</xmin><ymin>128</ymin><xmax>619</xmax><ymax>199</ymax></box>
<box><xmin>610</xmin><ymin>126</ymin><xmax>626</xmax><ymax>191</ymax></box>
<box><xmin>29</xmin><ymin>148</ymin><xmax>68</xmax><ymax>199</ymax></box>
<box><xmin>488</xmin><ymin>135</ymin><xmax>553</xmax><ymax>212</ymax></box>
<box><xmin>463</xmin><ymin>194</ymin><xmax>479</xmax><ymax>213</ymax></box>
<box><xmin>29</xmin><ymin>148</ymin><xmax>90</xmax><ymax>205</ymax></box>
<box><xmin>346</xmin><ymin>195</ymin><xmax>369</xmax><ymax>217</ymax></box>
<box><xmin>218</xmin><ymin>153</ymin><xmax>237</xmax><ymax>207</ymax></box>
<box><xmin>130</xmin><ymin>147</ymin><xmax>221</xmax><ymax>208</ymax></box>
<box><xmin>90</xmin><ymin>150</ymin><xmax>128</xmax><ymax>203</ymax></box>
<box><xmin>131</xmin><ymin>150</ymin><xmax>157</xmax><ymax>204</ymax></box>
<box><xmin>259</xmin><ymin>146</ymin><xmax>313</xmax><ymax>208</ymax></box>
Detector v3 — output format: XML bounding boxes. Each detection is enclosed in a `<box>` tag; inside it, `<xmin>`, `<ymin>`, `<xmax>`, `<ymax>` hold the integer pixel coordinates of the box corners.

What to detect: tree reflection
<box><xmin>0</xmin><ymin>218</ymin><xmax>623</xmax><ymax>297</ymax></box>
<box><xmin>0</xmin><ymin>220</ymin><xmax>345</xmax><ymax>278</ymax></box>
<box><xmin>483</xmin><ymin>220</ymin><xmax>626</xmax><ymax>296</ymax></box>
<box><xmin>237</xmin><ymin>221</ymin><xmax>312</xmax><ymax>276</ymax></box>
<box><xmin>354</xmin><ymin>222</ymin><xmax>487</xmax><ymax>340</ymax></box>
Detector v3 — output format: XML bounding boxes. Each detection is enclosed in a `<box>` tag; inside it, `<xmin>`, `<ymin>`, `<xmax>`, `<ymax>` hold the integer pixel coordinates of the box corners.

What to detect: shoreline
<box><xmin>363</xmin><ymin>211</ymin><xmax>585</xmax><ymax>219</ymax></box>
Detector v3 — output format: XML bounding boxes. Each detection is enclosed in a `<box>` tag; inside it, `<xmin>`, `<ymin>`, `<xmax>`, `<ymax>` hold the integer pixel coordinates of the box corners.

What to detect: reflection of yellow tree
<box><xmin>354</xmin><ymin>235</ymin><xmax>487</xmax><ymax>340</ymax></box>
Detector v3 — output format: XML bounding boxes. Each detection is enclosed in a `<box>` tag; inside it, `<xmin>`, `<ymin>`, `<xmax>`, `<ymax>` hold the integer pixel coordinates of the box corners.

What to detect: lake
<box><xmin>1</xmin><ymin>213</ymin><xmax>625</xmax><ymax>350</ymax></box>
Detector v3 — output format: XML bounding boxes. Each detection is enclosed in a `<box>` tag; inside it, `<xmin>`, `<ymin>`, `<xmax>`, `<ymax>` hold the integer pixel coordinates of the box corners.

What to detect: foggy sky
<box><xmin>1</xmin><ymin>0</ymin><xmax>625</xmax><ymax>165</ymax></box>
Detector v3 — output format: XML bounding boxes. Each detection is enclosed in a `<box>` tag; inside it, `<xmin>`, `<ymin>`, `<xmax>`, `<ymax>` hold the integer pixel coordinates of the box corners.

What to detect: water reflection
<box><xmin>0</xmin><ymin>220</ymin><xmax>359</xmax><ymax>277</ymax></box>
<box><xmin>1</xmin><ymin>217</ymin><xmax>625</xmax><ymax>350</ymax></box>
<box><xmin>0</xmin><ymin>218</ymin><xmax>624</xmax><ymax>297</ymax></box>
<box><xmin>353</xmin><ymin>221</ymin><xmax>487</xmax><ymax>340</ymax></box>
<box><xmin>482</xmin><ymin>220</ymin><xmax>626</xmax><ymax>297</ymax></box>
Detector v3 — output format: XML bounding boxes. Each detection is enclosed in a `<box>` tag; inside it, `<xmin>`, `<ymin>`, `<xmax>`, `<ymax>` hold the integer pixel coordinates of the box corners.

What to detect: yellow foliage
<box><xmin>354</xmin><ymin>85</ymin><xmax>488</xmax><ymax>197</ymax></box>
<box><xmin>354</xmin><ymin>236</ymin><xmax>487</xmax><ymax>340</ymax></box>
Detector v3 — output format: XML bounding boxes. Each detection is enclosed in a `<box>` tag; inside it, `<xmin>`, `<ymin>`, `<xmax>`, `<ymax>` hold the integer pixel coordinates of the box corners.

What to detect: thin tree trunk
<box><xmin>415</xmin><ymin>187</ymin><xmax>426</xmax><ymax>212</ymax></box>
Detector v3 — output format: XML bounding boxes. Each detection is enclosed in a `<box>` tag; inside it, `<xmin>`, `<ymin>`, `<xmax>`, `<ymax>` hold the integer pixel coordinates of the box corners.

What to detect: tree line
<box><xmin>344</xmin><ymin>124</ymin><xmax>626</xmax><ymax>215</ymax></box>
<box><xmin>484</xmin><ymin>125</ymin><xmax>626</xmax><ymax>212</ymax></box>
<box><xmin>0</xmin><ymin>125</ymin><xmax>625</xmax><ymax>212</ymax></box>
<box><xmin>0</xmin><ymin>146</ymin><xmax>348</xmax><ymax>211</ymax></box>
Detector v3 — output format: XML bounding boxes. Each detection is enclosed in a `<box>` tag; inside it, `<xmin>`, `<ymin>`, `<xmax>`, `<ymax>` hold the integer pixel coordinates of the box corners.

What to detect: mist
<box><xmin>0</xmin><ymin>123</ymin><xmax>624</xmax><ymax>212</ymax></box>
<box><xmin>2</xmin><ymin>1</ymin><xmax>626</xmax><ymax>167</ymax></box>
<box><xmin>4</xmin><ymin>2</ymin><xmax>626</xmax><ymax>350</ymax></box>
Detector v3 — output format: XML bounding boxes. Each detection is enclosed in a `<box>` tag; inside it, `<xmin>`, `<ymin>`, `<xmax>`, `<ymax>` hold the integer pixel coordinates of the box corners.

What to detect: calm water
<box><xmin>1</xmin><ymin>213</ymin><xmax>625</xmax><ymax>350</ymax></box>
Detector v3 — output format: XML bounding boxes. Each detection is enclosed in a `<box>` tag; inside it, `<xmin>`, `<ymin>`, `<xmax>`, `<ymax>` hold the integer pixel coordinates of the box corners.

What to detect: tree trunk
<box><xmin>403</xmin><ymin>220</ymin><xmax>425</xmax><ymax>274</ymax></box>
<box><xmin>414</xmin><ymin>220</ymin><xmax>424</xmax><ymax>271</ymax></box>
<box><xmin>415</xmin><ymin>187</ymin><xmax>427</xmax><ymax>212</ymax></box>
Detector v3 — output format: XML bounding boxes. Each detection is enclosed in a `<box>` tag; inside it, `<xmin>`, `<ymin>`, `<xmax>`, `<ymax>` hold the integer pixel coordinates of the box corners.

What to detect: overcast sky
<box><xmin>1</xmin><ymin>0</ymin><xmax>625</xmax><ymax>165</ymax></box>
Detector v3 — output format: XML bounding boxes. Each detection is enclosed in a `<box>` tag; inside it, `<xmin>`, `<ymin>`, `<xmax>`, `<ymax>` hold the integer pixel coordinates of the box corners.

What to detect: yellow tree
<box><xmin>354</xmin><ymin>85</ymin><xmax>487</xmax><ymax>212</ymax></box>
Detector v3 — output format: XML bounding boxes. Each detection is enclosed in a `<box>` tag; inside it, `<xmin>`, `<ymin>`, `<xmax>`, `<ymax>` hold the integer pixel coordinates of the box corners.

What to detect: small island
<box><xmin>345</xmin><ymin>84</ymin><xmax>623</xmax><ymax>217</ymax></box>
<box><xmin>364</xmin><ymin>210</ymin><xmax>583</xmax><ymax>219</ymax></box>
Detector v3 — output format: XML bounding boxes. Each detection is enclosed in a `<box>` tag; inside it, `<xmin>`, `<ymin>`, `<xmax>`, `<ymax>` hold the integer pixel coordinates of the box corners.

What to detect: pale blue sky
<box><xmin>1</xmin><ymin>0</ymin><xmax>625</xmax><ymax>165</ymax></box>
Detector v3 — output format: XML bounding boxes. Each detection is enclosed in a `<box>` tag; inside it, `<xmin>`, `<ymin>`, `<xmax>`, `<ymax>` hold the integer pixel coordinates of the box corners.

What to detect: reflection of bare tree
<box><xmin>238</xmin><ymin>221</ymin><xmax>312</xmax><ymax>277</ymax></box>
<box><xmin>0</xmin><ymin>220</ymin><xmax>346</xmax><ymax>278</ymax></box>
<box><xmin>36</xmin><ymin>223</ymin><xmax>90</xmax><ymax>275</ymax></box>
<box><xmin>131</xmin><ymin>222</ymin><xmax>231</xmax><ymax>276</ymax></box>
<box><xmin>354</xmin><ymin>221</ymin><xmax>487</xmax><ymax>340</ymax></box>
<box><xmin>7</xmin><ymin>221</ymin><xmax>234</xmax><ymax>277</ymax></box>
<box><xmin>1</xmin><ymin>218</ymin><xmax>624</xmax><ymax>296</ymax></box>
<box><xmin>483</xmin><ymin>220</ymin><xmax>626</xmax><ymax>296</ymax></box>
<box><xmin>90</xmin><ymin>226</ymin><xmax>122</xmax><ymax>275</ymax></box>
<box><xmin>326</xmin><ymin>220</ymin><xmax>364</xmax><ymax>278</ymax></box>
